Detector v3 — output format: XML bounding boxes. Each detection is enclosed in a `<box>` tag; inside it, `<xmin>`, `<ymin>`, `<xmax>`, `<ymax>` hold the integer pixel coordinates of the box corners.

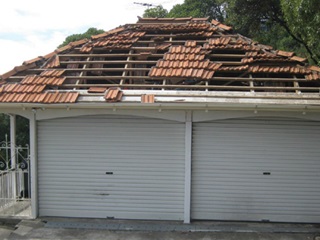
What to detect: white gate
<box><xmin>0</xmin><ymin>135</ymin><xmax>31</xmax><ymax>217</ymax></box>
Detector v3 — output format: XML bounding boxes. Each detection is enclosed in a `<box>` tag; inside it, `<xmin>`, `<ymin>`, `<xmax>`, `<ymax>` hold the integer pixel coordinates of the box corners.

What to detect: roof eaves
<box><xmin>43</xmin><ymin>51</ymin><xmax>56</xmax><ymax>59</ymax></box>
<box><xmin>1</xmin><ymin>62</ymin><xmax>37</xmax><ymax>80</ymax></box>
<box><xmin>22</xmin><ymin>56</ymin><xmax>45</xmax><ymax>65</ymax></box>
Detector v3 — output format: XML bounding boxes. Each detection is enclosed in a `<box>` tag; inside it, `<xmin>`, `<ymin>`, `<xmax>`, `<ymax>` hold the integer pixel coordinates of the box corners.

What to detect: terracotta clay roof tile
<box><xmin>45</xmin><ymin>55</ymin><xmax>60</xmax><ymax>68</ymax></box>
<box><xmin>0</xmin><ymin>92</ymin><xmax>77</xmax><ymax>103</ymax></box>
<box><xmin>211</xmin><ymin>19</ymin><xmax>232</xmax><ymax>31</ymax></box>
<box><xmin>21</xmin><ymin>75</ymin><xmax>66</xmax><ymax>86</ymax></box>
<box><xmin>290</xmin><ymin>56</ymin><xmax>307</xmax><ymax>63</ymax></box>
<box><xmin>55</xmin><ymin>44</ymin><xmax>72</xmax><ymax>54</ymax></box>
<box><xmin>91</xmin><ymin>27</ymin><xmax>125</xmax><ymax>40</ymax></box>
<box><xmin>23</xmin><ymin>56</ymin><xmax>44</xmax><ymax>65</ymax></box>
<box><xmin>1</xmin><ymin>17</ymin><xmax>320</xmax><ymax>103</ymax></box>
<box><xmin>309</xmin><ymin>66</ymin><xmax>320</xmax><ymax>72</ymax></box>
<box><xmin>156</xmin><ymin>43</ymin><xmax>172</xmax><ymax>50</ymax></box>
<box><xmin>277</xmin><ymin>50</ymin><xmax>295</xmax><ymax>57</ymax></box>
<box><xmin>39</xmin><ymin>91</ymin><xmax>79</xmax><ymax>104</ymax></box>
<box><xmin>248</xmin><ymin>66</ymin><xmax>308</xmax><ymax>74</ymax></box>
<box><xmin>137</xmin><ymin>17</ymin><xmax>207</xmax><ymax>23</ymax></box>
<box><xmin>1</xmin><ymin>69</ymin><xmax>17</xmax><ymax>80</ymax></box>
<box><xmin>43</xmin><ymin>51</ymin><xmax>56</xmax><ymax>59</ymax></box>
<box><xmin>105</xmin><ymin>87</ymin><xmax>123</xmax><ymax>102</ymax></box>
<box><xmin>69</xmin><ymin>38</ymin><xmax>89</xmax><ymax>47</ymax></box>
<box><xmin>306</xmin><ymin>72</ymin><xmax>320</xmax><ymax>81</ymax></box>
<box><xmin>80</xmin><ymin>44</ymin><xmax>93</xmax><ymax>53</ymax></box>
<box><xmin>185</xmin><ymin>40</ymin><xmax>197</xmax><ymax>47</ymax></box>
<box><xmin>218</xmin><ymin>65</ymin><xmax>250</xmax><ymax>72</ymax></box>
<box><xmin>40</xmin><ymin>69</ymin><xmax>65</xmax><ymax>77</ymax></box>
<box><xmin>2</xmin><ymin>84</ymin><xmax>46</xmax><ymax>93</ymax></box>
<box><xmin>1</xmin><ymin>63</ymin><xmax>37</xmax><ymax>80</ymax></box>
<box><xmin>87</xmin><ymin>87</ymin><xmax>107</xmax><ymax>93</ymax></box>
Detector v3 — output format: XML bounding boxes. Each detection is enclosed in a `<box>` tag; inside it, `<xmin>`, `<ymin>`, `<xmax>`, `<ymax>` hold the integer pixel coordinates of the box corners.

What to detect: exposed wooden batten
<box><xmin>62</xmin><ymin>83</ymin><xmax>320</xmax><ymax>92</ymax></box>
<box><xmin>60</xmin><ymin>60</ymin><xmax>158</xmax><ymax>65</ymax></box>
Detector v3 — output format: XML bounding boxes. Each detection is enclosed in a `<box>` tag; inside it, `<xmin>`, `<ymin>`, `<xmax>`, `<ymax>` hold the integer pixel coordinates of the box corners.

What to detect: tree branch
<box><xmin>272</xmin><ymin>15</ymin><xmax>319</xmax><ymax>64</ymax></box>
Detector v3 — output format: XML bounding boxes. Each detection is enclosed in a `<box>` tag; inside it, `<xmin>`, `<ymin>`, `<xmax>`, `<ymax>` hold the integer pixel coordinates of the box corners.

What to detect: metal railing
<box><xmin>0</xmin><ymin>135</ymin><xmax>31</xmax><ymax>217</ymax></box>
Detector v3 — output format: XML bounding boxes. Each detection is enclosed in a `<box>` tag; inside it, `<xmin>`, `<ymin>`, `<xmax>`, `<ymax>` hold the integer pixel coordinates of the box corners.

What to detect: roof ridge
<box><xmin>137</xmin><ymin>16</ymin><xmax>209</xmax><ymax>24</ymax></box>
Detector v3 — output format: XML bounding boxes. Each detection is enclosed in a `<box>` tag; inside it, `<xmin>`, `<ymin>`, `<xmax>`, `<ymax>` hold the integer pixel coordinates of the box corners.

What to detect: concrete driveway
<box><xmin>1</xmin><ymin>217</ymin><xmax>320</xmax><ymax>240</ymax></box>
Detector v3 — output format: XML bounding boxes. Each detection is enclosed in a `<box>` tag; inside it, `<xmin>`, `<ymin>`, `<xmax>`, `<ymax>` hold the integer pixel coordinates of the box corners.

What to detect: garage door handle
<box><xmin>263</xmin><ymin>172</ymin><xmax>271</xmax><ymax>175</ymax></box>
<box><xmin>106</xmin><ymin>172</ymin><xmax>113</xmax><ymax>175</ymax></box>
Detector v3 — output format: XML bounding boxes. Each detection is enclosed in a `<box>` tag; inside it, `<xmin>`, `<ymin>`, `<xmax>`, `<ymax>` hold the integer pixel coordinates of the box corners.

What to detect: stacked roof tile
<box><xmin>0</xmin><ymin>17</ymin><xmax>320</xmax><ymax>104</ymax></box>
<box><xmin>81</xmin><ymin>32</ymin><xmax>145</xmax><ymax>52</ymax></box>
<box><xmin>150</xmin><ymin>41</ymin><xmax>222</xmax><ymax>79</ymax></box>
<box><xmin>204</xmin><ymin>36</ymin><xmax>260</xmax><ymax>51</ymax></box>
<box><xmin>104</xmin><ymin>87</ymin><xmax>123</xmax><ymax>102</ymax></box>
<box><xmin>21</xmin><ymin>75</ymin><xmax>66</xmax><ymax>86</ymax></box>
<box><xmin>0</xmin><ymin>92</ymin><xmax>78</xmax><ymax>103</ymax></box>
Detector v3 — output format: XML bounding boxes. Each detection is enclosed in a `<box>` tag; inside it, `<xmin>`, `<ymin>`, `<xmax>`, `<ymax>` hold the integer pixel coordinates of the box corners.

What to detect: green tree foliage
<box><xmin>225</xmin><ymin>0</ymin><xmax>283</xmax><ymax>37</ymax></box>
<box><xmin>0</xmin><ymin>114</ymin><xmax>9</xmax><ymax>144</ymax></box>
<box><xmin>167</xmin><ymin>0</ymin><xmax>225</xmax><ymax>22</ymax></box>
<box><xmin>143</xmin><ymin>5</ymin><xmax>168</xmax><ymax>18</ymax></box>
<box><xmin>58</xmin><ymin>27</ymin><xmax>105</xmax><ymax>48</ymax></box>
<box><xmin>225</xmin><ymin>0</ymin><xmax>319</xmax><ymax>64</ymax></box>
<box><xmin>158</xmin><ymin>0</ymin><xmax>319</xmax><ymax>65</ymax></box>
<box><xmin>280</xmin><ymin>0</ymin><xmax>320</xmax><ymax>64</ymax></box>
<box><xmin>0</xmin><ymin>114</ymin><xmax>29</xmax><ymax>165</ymax></box>
<box><xmin>0</xmin><ymin>114</ymin><xmax>29</xmax><ymax>146</ymax></box>
<box><xmin>15</xmin><ymin>116</ymin><xmax>29</xmax><ymax>146</ymax></box>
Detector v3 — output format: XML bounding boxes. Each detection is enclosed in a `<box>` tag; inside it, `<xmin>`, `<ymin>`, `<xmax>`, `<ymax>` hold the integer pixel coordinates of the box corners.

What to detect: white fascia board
<box><xmin>1</xmin><ymin>101</ymin><xmax>320</xmax><ymax>112</ymax></box>
<box><xmin>122</xmin><ymin>90</ymin><xmax>320</xmax><ymax>98</ymax></box>
<box><xmin>1</xmin><ymin>89</ymin><xmax>320</xmax><ymax>113</ymax></box>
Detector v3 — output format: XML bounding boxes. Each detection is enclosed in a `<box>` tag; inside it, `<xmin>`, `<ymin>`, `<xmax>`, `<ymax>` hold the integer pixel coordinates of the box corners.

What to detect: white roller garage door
<box><xmin>38</xmin><ymin>115</ymin><xmax>185</xmax><ymax>220</ymax></box>
<box><xmin>192</xmin><ymin>117</ymin><xmax>320</xmax><ymax>223</ymax></box>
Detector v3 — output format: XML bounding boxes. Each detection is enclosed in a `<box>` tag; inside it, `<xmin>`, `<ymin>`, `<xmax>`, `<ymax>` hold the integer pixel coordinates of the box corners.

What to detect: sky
<box><xmin>0</xmin><ymin>0</ymin><xmax>184</xmax><ymax>74</ymax></box>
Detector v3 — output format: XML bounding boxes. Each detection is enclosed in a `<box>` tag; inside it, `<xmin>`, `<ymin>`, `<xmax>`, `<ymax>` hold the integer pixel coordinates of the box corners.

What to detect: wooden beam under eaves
<box><xmin>63</xmin><ymin>83</ymin><xmax>320</xmax><ymax>92</ymax></box>
<box><xmin>58</xmin><ymin>53</ymin><xmax>246</xmax><ymax>59</ymax></box>
<box><xmin>59</xmin><ymin>53</ymin><xmax>164</xmax><ymax>58</ymax></box>
<box><xmin>7</xmin><ymin>75</ymin><xmax>309</xmax><ymax>84</ymax></box>
<box><xmin>60</xmin><ymin>60</ymin><xmax>158</xmax><ymax>65</ymax></box>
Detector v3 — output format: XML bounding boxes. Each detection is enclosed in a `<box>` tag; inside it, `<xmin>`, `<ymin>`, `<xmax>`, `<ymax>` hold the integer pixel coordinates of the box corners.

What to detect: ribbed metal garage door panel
<box><xmin>192</xmin><ymin>118</ymin><xmax>320</xmax><ymax>222</ymax></box>
<box><xmin>38</xmin><ymin>115</ymin><xmax>185</xmax><ymax>220</ymax></box>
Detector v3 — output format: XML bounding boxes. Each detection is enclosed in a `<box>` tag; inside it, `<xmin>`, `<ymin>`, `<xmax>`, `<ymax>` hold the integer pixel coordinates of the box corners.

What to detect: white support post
<box><xmin>30</xmin><ymin>110</ymin><xmax>38</xmax><ymax>218</ymax></box>
<box><xmin>184</xmin><ymin>111</ymin><xmax>192</xmax><ymax>223</ymax></box>
<box><xmin>10</xmin><ymin>114</ymin><xmax>17</xmax><ymax>200</ymax></box>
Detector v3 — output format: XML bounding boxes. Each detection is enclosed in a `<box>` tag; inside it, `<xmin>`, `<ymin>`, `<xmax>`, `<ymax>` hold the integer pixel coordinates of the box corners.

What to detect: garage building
<box><xmin>1</xmin><ymin>17</ymin><xmax>320</xmax><ymax>223</ymax></box>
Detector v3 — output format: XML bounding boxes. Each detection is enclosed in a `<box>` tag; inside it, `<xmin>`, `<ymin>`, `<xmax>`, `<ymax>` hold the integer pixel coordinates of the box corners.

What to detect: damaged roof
<box><xmin>1</xmin><ymin>17</ymin><xmax>320</xmax><ymax>105</ymax></box>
